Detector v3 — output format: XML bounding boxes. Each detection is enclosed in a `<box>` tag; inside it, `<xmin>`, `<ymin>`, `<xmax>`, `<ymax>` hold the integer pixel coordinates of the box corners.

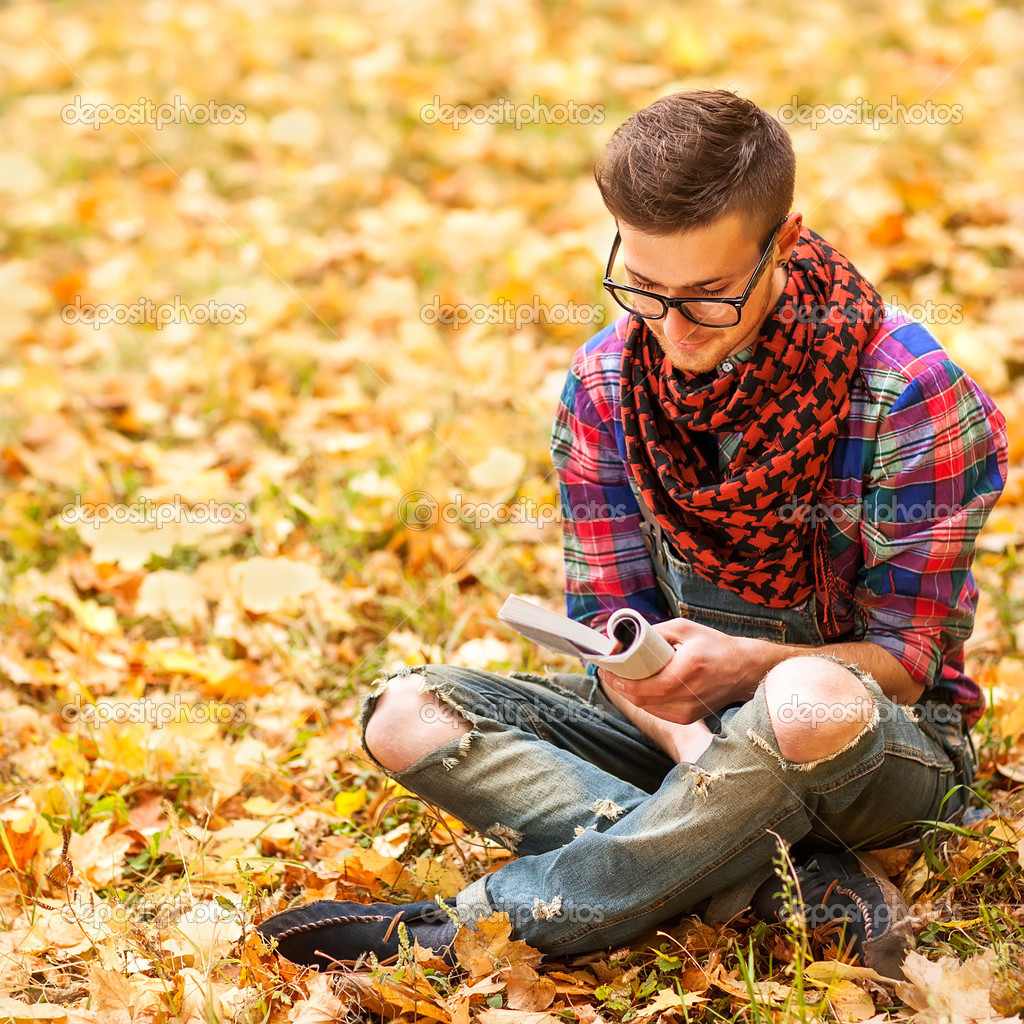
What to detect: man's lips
<box><xmin>666</xmin><ymin>336</ymin><xmax>712</xmax><ymax>351</ymax></box>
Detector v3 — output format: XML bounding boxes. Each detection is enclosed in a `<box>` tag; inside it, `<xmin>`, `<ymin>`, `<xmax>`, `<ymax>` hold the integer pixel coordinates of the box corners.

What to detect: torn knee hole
<box><xmin>748</xmin><ymin>698</ymin><xmax>880</xmax><ymax>771</ymax></box>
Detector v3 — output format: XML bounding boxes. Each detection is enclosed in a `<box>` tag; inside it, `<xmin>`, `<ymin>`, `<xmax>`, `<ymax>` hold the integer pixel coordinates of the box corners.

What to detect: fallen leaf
<box><xmin>506</xmin><ymin>962</ymin><xmax>556</xmax><ymax>1012</ymax></box>
<box><xmin>896</xmin><ymin>948</ymin><xmax>1019</xmax><ymax>1024</ymax></box>
<box><xmin>454</xmin><ymin>912</ymin><xmax>544</xmax><ymax>982</ymax></box>
<box><xmin>228</xmin><ymin>556</ymin><xmax>322</xmax><ymax>614</ymax></box>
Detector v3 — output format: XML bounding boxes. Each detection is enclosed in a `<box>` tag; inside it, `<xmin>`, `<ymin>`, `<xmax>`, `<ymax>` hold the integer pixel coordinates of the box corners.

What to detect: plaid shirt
<box><xmin>551</xmin><ymin>310</ymin><xmax>1008</xmax><ymax>727</ymax></box>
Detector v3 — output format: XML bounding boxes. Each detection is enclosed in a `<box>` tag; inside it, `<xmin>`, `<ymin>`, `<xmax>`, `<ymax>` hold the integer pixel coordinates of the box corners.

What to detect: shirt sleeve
<box><xmin>550</xmin><ymin>342</ymin><xmax>669</xmax><ymax>634</ymax></box>
<box><xmin>857</xmin><ymin>360</ymin><xmax>1008</xmax><ymax>689</ymax></box>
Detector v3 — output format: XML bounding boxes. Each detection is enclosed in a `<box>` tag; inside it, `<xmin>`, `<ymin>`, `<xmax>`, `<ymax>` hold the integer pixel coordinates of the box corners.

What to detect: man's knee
<box><xmin>762</xmin><ymin>656</ymin><xmax>875</xmax><ymax>764</ymax></box>
<box><xmin>362</xmin><ymin>673</ymin><xmax>472</xmax><ymax>774</ymax></box>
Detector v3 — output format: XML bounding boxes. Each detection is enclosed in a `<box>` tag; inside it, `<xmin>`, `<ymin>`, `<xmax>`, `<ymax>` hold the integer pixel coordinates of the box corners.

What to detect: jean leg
<box><xmin>358</xmin><ymin>664</ymin><xmax>676</xmax><ymax>858</ymax></box>
<box><xmin>453</xmin><ymin>671</ymin><xmax>961</xmax><ymax>954</ymax></box>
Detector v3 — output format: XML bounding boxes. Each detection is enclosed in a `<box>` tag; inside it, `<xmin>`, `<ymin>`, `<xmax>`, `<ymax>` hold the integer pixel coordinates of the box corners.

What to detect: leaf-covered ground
<box><xmin>1</xmin><ymin>0</ymin><xmax>1024</xmax><ymax>1021</ymax></box>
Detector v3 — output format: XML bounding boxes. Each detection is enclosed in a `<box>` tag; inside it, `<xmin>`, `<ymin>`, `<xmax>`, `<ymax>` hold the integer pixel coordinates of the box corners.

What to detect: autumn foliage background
<box><xmin>2</xmin><ymin>1</ymin><xmax>1024</xmax><ymax>1021</ymax></box>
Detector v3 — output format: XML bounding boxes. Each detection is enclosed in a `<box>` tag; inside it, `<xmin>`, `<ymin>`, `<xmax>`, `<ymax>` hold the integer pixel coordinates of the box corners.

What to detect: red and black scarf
<box><xmin>620</xmin><ymin>227</ymin><xmax>883</xmax><ymax>636</ymax></box>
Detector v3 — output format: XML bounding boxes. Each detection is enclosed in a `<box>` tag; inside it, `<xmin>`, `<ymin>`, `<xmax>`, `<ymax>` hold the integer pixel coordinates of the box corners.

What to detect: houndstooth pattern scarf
<box><xmin>620</xmin><ymin>227</ymin><xmax>884</xmax><ymax>635</ymax></box>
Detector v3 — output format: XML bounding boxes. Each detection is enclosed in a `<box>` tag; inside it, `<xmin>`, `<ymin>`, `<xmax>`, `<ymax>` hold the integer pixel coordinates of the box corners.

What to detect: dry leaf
<box><xmin>454</xmin><ymin>912</ymin><xmax>544</xmax><ymax>982</ymax></box>
<box><xmin>287</xmin><ymin>973</ymin><xmax>347</xmax><ymax>1023</ymax></box>
<box><xmin>505</xmin><ymin>962</ymin><xmax>557</xmax><ymax>1012</ymax></box>
<box><xmin>0</xmin><ymin>999</ymin><xmax>69</xmax><ymax>1022</ymax></box>
<box><xmin>228</xmin><ymin>556</ymin><xmax>322</xmax><ymax>614</ymax></box>
<box><xmin>896</xmin><ymin>949</ymin><xmax>1020</xmax><ymax>1024</ymax></box>
<box><xmin>135</xmin><ymin>570</ymin><xmax>209</xmax><ymax>628</ymax></box>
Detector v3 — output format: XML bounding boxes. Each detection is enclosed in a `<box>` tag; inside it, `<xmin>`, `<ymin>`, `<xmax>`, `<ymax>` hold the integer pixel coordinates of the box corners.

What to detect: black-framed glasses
<box><xmin>602</xmin><ymin>218</ymin><xmax>787</xmax><ymax>328</ymax></box>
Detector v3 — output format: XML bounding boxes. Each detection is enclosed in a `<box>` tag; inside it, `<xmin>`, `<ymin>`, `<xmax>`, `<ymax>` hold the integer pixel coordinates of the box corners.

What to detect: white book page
<box><xmin>497</xmin><ymin>595</ymin><xmax>675</xmax><ymax>679</ymax></box>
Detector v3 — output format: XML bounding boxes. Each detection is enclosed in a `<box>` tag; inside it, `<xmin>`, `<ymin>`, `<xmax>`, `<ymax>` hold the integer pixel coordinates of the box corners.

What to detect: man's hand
<box><xmin>600</xmin><ymin>616</ymin><xmax>925</xmax><ymax>726</ymax></box>
<box><xmin>601</xmin><ymin>618</ymin><xmax>761</xmax><ymax>725</ymax></box>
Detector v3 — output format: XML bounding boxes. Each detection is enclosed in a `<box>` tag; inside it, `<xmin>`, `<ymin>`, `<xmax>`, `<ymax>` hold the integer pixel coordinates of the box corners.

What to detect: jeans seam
<box><xmin>882</xmin><ymin>745</ymin><xmax>956</xmax><ymax>770</ymax></box>
<box><xmin>673</xmin><ymin>600</ymin><xmax>788</xmax><ymax>642</ymax></box>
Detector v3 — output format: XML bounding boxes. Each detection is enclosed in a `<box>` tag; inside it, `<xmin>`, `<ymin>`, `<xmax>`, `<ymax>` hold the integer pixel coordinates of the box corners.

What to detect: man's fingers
<box><xmin>629</xmin><ymin>691</ymin><xmax>716</xmax><ymax>717</ymax></box>
<box><xmin>612</xmin><ymin>646</ymin><xmax>693</xmax><ymax>698</ymax></box>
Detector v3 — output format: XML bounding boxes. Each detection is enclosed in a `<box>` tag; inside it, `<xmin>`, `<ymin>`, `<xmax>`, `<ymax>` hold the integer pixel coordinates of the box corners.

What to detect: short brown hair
<box><xmin>594</xmin><ymin>90</ymin><xmax>795</xmax><ymax>244</ymax></box>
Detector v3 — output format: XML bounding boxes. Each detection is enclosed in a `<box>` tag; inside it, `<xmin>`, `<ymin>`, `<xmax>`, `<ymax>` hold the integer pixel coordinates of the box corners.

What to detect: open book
<box><xmin>498</xmin><ymin>595</ymin><xmax>674</xmax><ymax>680</ymax></box>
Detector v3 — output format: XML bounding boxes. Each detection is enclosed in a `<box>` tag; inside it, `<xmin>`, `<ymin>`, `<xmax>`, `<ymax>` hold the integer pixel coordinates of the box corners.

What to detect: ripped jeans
<box><xmin>357</xmin><ymin>657</ymin><xmax>973</xmax><ymax>955</ymax></box>
<box><xmin>359</xmin><ymin>506</ymin><xmax>972</xmax><ymax>954</ymax></box>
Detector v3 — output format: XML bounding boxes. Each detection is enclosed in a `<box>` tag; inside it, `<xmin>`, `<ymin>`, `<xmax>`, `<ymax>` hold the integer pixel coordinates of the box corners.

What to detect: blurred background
<box><xmin>1</xmin><ymin>0</ymin><xmax>1023</xmax><ymax>1014</ymax></box>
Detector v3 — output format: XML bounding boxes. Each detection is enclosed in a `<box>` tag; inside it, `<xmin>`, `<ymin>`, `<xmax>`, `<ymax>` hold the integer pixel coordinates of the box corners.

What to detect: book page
<box><xmin>498</xmin><ymin>595</ymin><xmax>674</xmax><ymax>678</ymax></box>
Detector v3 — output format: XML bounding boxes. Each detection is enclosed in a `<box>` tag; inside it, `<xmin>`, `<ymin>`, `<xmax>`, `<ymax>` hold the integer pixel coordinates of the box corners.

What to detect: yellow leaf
<box><xmin>333</xmin><ymin>788</ymin><xmax>367</xmax><ymax>816</ymax></box>
<box><xmin>66</xmin><ymin>595</ymin><xmax>121</xmax><ymax>636</ymax></box>
<box><xmin>825</xmin><ymin>978</ymin><xmax>878</xmax><ymax>1022</ymax></box>
<box><xmin>242</xmin><ymin>796</ymin><xmax>285</xmax><ymax>817</ymax></box>
<box><xmin>0</xmin><ymin>998</ymin><xmax>68</xmax><ymax>1022</ymax></box>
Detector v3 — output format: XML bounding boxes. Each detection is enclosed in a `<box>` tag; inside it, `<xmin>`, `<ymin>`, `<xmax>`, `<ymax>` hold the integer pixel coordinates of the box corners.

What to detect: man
<box><xmin>259</xmin><ymin>90</ymin><xmax>1008</xmax><ymax>980</ymax></box>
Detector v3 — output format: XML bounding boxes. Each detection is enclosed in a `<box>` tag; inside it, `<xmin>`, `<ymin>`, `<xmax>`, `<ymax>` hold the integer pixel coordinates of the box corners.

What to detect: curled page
<box><xmin>592</xmin><ymin>607</ymin><xmax>675</xmax><ymax>679</ymax></box>
<box><xmin>497</xmin><ymin>595</ymin><xmax>674</xmax><ymax>680</ymax></box>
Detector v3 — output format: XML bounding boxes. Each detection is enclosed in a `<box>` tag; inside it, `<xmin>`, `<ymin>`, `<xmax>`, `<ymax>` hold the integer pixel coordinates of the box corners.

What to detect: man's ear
<box><xmin>777</xmin><ymin>212</ymin><xmax>803</xmax><ymax>263</ymax></box>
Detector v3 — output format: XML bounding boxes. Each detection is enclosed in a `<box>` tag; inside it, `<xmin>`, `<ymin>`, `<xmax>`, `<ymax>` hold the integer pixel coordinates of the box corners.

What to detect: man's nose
<box><xmin>663</xmin><ymin>306</ymin><xmax>702</xmax><ymax>344</ymax></box>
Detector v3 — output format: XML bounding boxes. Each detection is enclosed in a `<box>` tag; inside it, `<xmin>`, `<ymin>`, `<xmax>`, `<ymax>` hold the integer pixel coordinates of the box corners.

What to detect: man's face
<box><xmin>616</xmin><ymin>212</ymin><xmax>795</xmax><ymax>374</ymax></box>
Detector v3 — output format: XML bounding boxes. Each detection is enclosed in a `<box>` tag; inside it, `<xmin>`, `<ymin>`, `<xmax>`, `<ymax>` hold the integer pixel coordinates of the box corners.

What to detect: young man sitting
<box><xmin>259</xmin><ymin>89</ymin><xmax>1008</xmax><ymax>980</ymax></box>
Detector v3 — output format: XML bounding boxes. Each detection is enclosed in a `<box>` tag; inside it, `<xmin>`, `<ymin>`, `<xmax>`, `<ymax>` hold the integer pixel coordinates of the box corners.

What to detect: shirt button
<box><xmin>721</xmin><ymin>360</ymin><xmax>734</xmax><ymax>372</ymax></box>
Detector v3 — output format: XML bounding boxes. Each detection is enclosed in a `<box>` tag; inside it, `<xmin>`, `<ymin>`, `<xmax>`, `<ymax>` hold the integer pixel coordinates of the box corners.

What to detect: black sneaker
<box><xmin>750</xmin><ymin>850</ymin><xmax>915</xmax><ymax>979</ymax></box>
<box><xmin>257</xmin><ymin>899</ymin><xmax>460</xmax><ymax>969</ymax></box>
